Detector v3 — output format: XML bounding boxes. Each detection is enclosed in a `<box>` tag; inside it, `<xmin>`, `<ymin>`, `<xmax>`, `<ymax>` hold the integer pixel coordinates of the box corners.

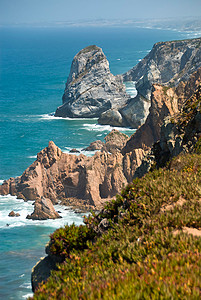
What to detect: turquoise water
<box><xmin>0</xmin><ymin>26</ymin><xmax>194</xmax><ymax>299</ymax></box>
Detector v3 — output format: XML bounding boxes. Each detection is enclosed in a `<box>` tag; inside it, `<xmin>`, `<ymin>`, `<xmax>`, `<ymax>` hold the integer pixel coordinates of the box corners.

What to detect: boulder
<box><xmin>26</xmin><ymin>197</ymin><xmax>61</xmax><ymax>220</ymax></box>
<box><xmin>55</xmin><ymin>45</ymin><xmax>130</xmax><ymax>118</ymax></box>
<box><xmin>83</xmin><ymin>140</ymin><xmax>105</xmax><ymax>151</ymax></box>
<box><xmin>69</xmin><ymin>148</ymin><xmax>80</xmax><ymax>153</ymax></box>
<box><xmin>98</xmin><ymin>109</ymin><xmax>129</xmax><ymax>127</ymax></box>
<box><xmin>8</xmin><ymin>211</ymin><xmax>16</xmax><ymax>217</ymax></box>
<box><xmin>8</xmin><ymin>211</ymin><xmax>20</xmax><ymax>217</ymax></box>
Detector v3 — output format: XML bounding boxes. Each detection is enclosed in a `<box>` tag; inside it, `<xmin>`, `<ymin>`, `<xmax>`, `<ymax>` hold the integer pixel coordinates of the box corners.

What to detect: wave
<box><xmin>82</xmin><ymin>123</ymin><xmax>136</xmax><ymax>132</ymax></box>
<box><xmin>22</xmin><ymin>293</ymin><xmax>33</xmax><ymax>299</ymax></box>
<box><xmin>0</xmin><ymin>195</ymin><xmax>85</xmax><ymax>229</ymax></box>
<box><xmin>27</xmin><ymin>155</ymin><xmax>37</xmax><ymax>159</ymax></box>
<box><xmin>0</xmin><ymin>180</ymin><xmax>4</xmax><ymax>184</ymax></box>
<box><xmin>39</xmin><ymin>113</ymin><xmax>98</xmax><ymax>121</ymax></box>
<box><xmin>63</xmin><ymin>147</ymin><xmax>98</xmax><ymax>157</ymax></box>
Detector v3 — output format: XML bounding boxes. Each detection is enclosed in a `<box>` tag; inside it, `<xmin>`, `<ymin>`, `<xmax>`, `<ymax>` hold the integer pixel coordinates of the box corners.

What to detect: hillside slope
<box><xmin>30</xmin><ymin>84</ymin><xmax>201</xmax><ymax>299</ymax></box>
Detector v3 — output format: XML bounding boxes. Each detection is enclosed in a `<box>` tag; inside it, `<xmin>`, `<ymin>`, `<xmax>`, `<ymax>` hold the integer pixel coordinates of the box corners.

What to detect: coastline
<box><xmin>0</xmin><ymin>26</ymin><xmax>200</xmax><ymax>299</ymax></box>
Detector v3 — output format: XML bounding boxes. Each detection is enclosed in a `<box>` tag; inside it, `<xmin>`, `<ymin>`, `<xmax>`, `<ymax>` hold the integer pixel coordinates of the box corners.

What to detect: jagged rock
<box><xmin>122</xmin><ymin>67</ymin><xmax>201</xmax><ymax>154</ymax></box>
<box><xmin>8</xmin><ymin>211</ymin><xmax>20</xmax><ymax>217</ymax></box>
<box><xmin>84</xmin><ymin>130</ymin><xmax>129</xmax><ymax>154</ymax></box>
<box><xmin>104</xmin><ymin>129</ymin><xmax>129</xmax><ymax>154</ymax></box>
<box><xmin>55</xmin><ymin>45</ymin><xmax>129</xmax><ymax>118</ymax></box>
<box><xmin>26</xmin><ymin>197</ymin><xmax>61</xmax><ymax>220</ymax></box>
<box><xmin>119</xmin><ymin>37</ymin><xmax>201</xmax><ymax>128</ymax></box>
<box><xmin>98</xmin><ymin>109</ymin><xmax>129</xmax><ymax>127</ymax></box>
<box><xmin>124</xmin><ymin>38</ymin><xmax>201</xmax><ymax>99</ymax></box>
<box><xmin>69</xmin><ymin>148</ymin><xmax>80</xmax><ymax>153</ymax></box>
<box><xmin>0</xmin><ymin>139</ymin><xmax>145</xmax><ymax>209</ymax></box>
<box><xmin>134</xmin><ymin>84</ymin><xmax>201</xmax><ymax>177</ymax></box>
<box><xmin>83</xmin><ymin>140</ymin><xmax>105</xmax><ymax>151</ymax></box>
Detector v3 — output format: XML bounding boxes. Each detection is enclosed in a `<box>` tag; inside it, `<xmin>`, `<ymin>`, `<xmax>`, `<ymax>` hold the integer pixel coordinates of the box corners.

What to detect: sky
<box><xmin>0</xmin><ymin>0</ymin><xmax>201</xmax><ymax>25</ymax></box>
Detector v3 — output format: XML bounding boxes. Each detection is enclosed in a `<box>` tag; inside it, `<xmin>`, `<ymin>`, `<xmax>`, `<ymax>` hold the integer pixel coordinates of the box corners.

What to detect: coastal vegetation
<box><xmin>30</xmin><ymin>146</ymin><xmax>201</xmax><ymax>299</ymax></box>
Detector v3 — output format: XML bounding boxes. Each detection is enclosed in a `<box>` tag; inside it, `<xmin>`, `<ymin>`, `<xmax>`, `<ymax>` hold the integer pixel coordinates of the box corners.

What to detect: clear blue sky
<box><xmin>1</xmin><ymin>0</ymin><xmax>201</xmax><ymax>25</ymax></box>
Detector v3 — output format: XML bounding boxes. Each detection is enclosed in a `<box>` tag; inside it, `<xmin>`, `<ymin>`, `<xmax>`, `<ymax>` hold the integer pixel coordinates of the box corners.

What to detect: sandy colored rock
<box><xmin>26</xmin><ymin>197</ymin><xmax>61</xmax><ymax>220</ymax></box>
<box><xmin>160</xmin><ymin>196</ymin><xmax>187</xmax><ymax>213</ymax></box>
<box><xmin>173</xmin><ymin>227</ymin><xmax>201</xmax><ymax>237</ymax></box>
<box><xmin>122</xmin><ymin>67</ymin><xmax>201</xmax><ymax>154</ymax></box>
<box><xmin>0</xmin><ymin>140</ymin><xmax>145</xmax><ymax>210</ymax></box>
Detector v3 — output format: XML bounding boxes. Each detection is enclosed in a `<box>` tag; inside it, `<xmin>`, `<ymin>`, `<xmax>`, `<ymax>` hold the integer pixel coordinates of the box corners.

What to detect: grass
<box><xmin>30</xmin><ymin>151</ymin><xmax>201</xmax><ymax>300</ymax></box>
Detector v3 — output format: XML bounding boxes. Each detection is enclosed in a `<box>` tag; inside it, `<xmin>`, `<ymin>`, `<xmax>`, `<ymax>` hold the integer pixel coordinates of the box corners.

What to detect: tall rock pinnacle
<box><xmin>55</xmin><ymin>45</ymin><xmax>129</xmax><ymax>118</ymax></box>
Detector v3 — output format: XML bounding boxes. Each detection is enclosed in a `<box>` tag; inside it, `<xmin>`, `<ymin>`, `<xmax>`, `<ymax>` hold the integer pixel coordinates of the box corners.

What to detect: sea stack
<box><xmin>55</xmin><ymin>45</ymin><xmax>130</xmax><ymax>118</ymax></box>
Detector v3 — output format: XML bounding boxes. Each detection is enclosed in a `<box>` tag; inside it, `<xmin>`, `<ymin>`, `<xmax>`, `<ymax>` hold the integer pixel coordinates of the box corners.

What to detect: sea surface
<box><xmin>0</xmin><ymin>26</ymin><xmax>198</xmax><ymax>299</ymax></box>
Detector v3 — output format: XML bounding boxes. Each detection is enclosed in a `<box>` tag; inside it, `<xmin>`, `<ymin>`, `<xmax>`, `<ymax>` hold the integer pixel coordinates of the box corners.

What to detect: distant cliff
<box><xmin>55</xmin><ymin>45</ymin><xmax>130</xmax><ymax>118</ymax></box>
<box><xmin>100</xmin><ymin>37</ymin><xmax>201</xmax><ymax>128</ymax></box>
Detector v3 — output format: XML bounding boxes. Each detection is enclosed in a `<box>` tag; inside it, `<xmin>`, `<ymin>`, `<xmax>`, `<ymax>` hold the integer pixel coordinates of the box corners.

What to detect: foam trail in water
<box><xmin>39</xmin><ymin>114</ymin><xmax>98</xmax><ymax>121</ymax></box>
<box><xmin>83</xmin><ymin>123</ymin><xmax>136</xmax><ymax>132</ymax></box>
<box><xmin>0</xmin><ymin>195</ymin><xmax>85</xmax><ymax>229</ymax></box>
<box><xmin>63</xmin><ymin>146</ymin><xmax>98</xmax><ymax>157</ymax></box>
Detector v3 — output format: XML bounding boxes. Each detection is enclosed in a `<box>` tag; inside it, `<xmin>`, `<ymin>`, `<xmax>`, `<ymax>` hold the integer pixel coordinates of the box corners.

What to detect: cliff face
<box><xmin>55</xmin><ymin>45</ymin><xmax>130</xmax><ymax>118</ymax></box>
<box><xmin>0</xmin><ymin>133</ymin><xmax>145</xmax><ymax>214</ymax></box>
<box><xmin>122</xmin><ymin>67</ymin><xmax>201</xmax><ymax>154</ymax></box>
<box><xmin>98</xmin><ymin>38</ymin><xmax>201</xmax><ymax>128</ymax></box>
<box><xmin>123</xmin><ymin>38</ymin><xmax>201</xmax><ymax>99</ymax></box>
<box><xmin>134</xmin><ymin>83</ymin><xmax>201</xmax><ymax>178</ymax></box>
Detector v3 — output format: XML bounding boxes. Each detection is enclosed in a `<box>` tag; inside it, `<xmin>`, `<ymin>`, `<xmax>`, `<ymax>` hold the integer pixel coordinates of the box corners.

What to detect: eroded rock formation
<box><xmin>122</xmin><ymin>67</ymin><xmax>201</xmax><ymax>154</ymax></box>
<box><xmin>55</xmin><ymin>45</ymin><xmax>130</xmax><ymax>118</ymax></box>
<box><xmin>26</xmin><ymin>197</ymin><xmax>61</xmax><ymax>220</ymax></box>
<box><xmin>99</xmin><ymin>37</ymin><xmax>201</xmax><ymax>128</ymax></box>
<box><xmin>0</xmin><ymin>139</ymin><xmax>145</xmax><ymax>212</ymax></box>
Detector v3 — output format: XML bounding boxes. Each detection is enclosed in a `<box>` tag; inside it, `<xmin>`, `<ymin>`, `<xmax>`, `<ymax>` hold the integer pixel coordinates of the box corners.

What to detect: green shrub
<box><xmin>30</xmin><ymin>153</ymin><xmax>201</xmax><ymax>299</ymax></box>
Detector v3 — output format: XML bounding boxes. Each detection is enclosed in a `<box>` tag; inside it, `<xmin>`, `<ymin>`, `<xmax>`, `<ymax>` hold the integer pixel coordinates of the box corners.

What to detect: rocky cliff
<box><xmin>124</xmin><ymin>38</ymin><xmax>201</xmax><ymax>99</ymax></box>
<box><xmin>122</xmin><ymin>67</ymin><xmax>201</xmax><ymax>154</ymax></box>
<box><xmin>134</xmin><ymin>83</ymin><xmax>201</xmax><ymax>178</ymax></box>
<box><xmin>99</xmin><ymin>37</ymin><xmax>201</xmax><ymax>128</ymax></box>
<box><xmin>0</xmin><ymin>132</ymin><xmax>145</xmax><ymax>216</ymax></box>
<box><xmin>55</xmin><ymin>45</ymin><xmax>130</xmax><ymax>118</ymax></box>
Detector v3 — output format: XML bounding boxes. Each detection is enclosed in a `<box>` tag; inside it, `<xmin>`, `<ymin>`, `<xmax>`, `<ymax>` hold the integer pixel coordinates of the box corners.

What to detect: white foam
<box><xmin>63</xmin><ymin>146</ymin><xmax>98</xmax><ymax>157</ymax></box>
<box><xmin>83</xmin><ymin>123</ymin><xmax>135</xmax><ymax>132</ymax></box>
<box><xmin>124</xmin><ymin>81</ymin><xmax>137</xmax><ymax>97</ymax></box>
<box><xmin>39</xmin><ymin>114</ymin><xmax>98</xmax><ymax>121</ymax></box>
<box><xmin>22</xmin><ymin>293</ymin><xmax>33</xmax><ymax>299</ymax></box>
<box><xmin>0</xmin><ymin>195</ymin><xmax>85</xmax><ymax>229</ymax></box>
<box><xmin>27</xmin><ymin>155</ymin><xmax>37</xmax><ymax>159</ymax></box>
<box><xmin>20</xmin><ymin>282</ymin><xmax>32</xmax><ymax>289</ymax></box>
<box><xmin>0</xmin><ymin>180</ymin><xmax>4</xmax><ymax>184</ymax></box>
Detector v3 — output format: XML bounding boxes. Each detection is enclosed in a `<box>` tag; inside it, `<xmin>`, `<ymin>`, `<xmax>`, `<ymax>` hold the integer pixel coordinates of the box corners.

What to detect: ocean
<box><xmin>0</xmin><ymin>26</ymin><xmax>197</xmax><ymax>299</ymax></box>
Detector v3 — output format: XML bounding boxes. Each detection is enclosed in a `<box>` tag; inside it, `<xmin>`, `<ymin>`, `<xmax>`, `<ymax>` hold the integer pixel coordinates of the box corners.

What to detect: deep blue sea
<box><xmin>0</xmin><ymin>26</ymin><xmax>198</xmax><ymax>299</ymax></box>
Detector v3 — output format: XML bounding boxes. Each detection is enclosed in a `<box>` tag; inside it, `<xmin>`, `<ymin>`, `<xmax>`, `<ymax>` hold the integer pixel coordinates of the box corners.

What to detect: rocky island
<box><xmin>55</xmin><ymin>45</ymin><xmax>130</xmax><ymax>119</ymax></box>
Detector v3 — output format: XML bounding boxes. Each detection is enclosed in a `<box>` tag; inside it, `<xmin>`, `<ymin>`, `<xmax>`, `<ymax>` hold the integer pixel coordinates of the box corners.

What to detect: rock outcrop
<box><xmin>26</xmin><ymin>197</ymin><xmax>61</xmax><ymax>220</ymax></box>
<box><xmin>84</xmin><ymin>129</ymin><xmax>129</xmax><ymax>153</ymax></box>
<box><xmin>8</xmin><ymin>211</ymin><xmax>20</xmax><ymax>217</ymax></box>
<box><xmin>0</xmin><ymin>138</ymin><xmax>145</xmax><ymax>211</ymax></box>
<box><xmin>134</xmin><ymin>83</ymin><xmax>201</xmax><ymax>178</ymax></box>
<box><xmin>55</xmin><ymin>45</ymin><xmax>130</xmax><ymax>118</ymax></box>
<box><xmin>99</xmin><ymin>37</ymin><xmax>201</xmax><ymax>128</ymax></box>
<box><xmin>124</xmin><ymin>38</ymin><xmax>201</xmax><ymax>99</ymax></box>
<box><xmin>122</xmin><ymin>67</ymin><xmax>201</xmax><ymax>154</ymax></box>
